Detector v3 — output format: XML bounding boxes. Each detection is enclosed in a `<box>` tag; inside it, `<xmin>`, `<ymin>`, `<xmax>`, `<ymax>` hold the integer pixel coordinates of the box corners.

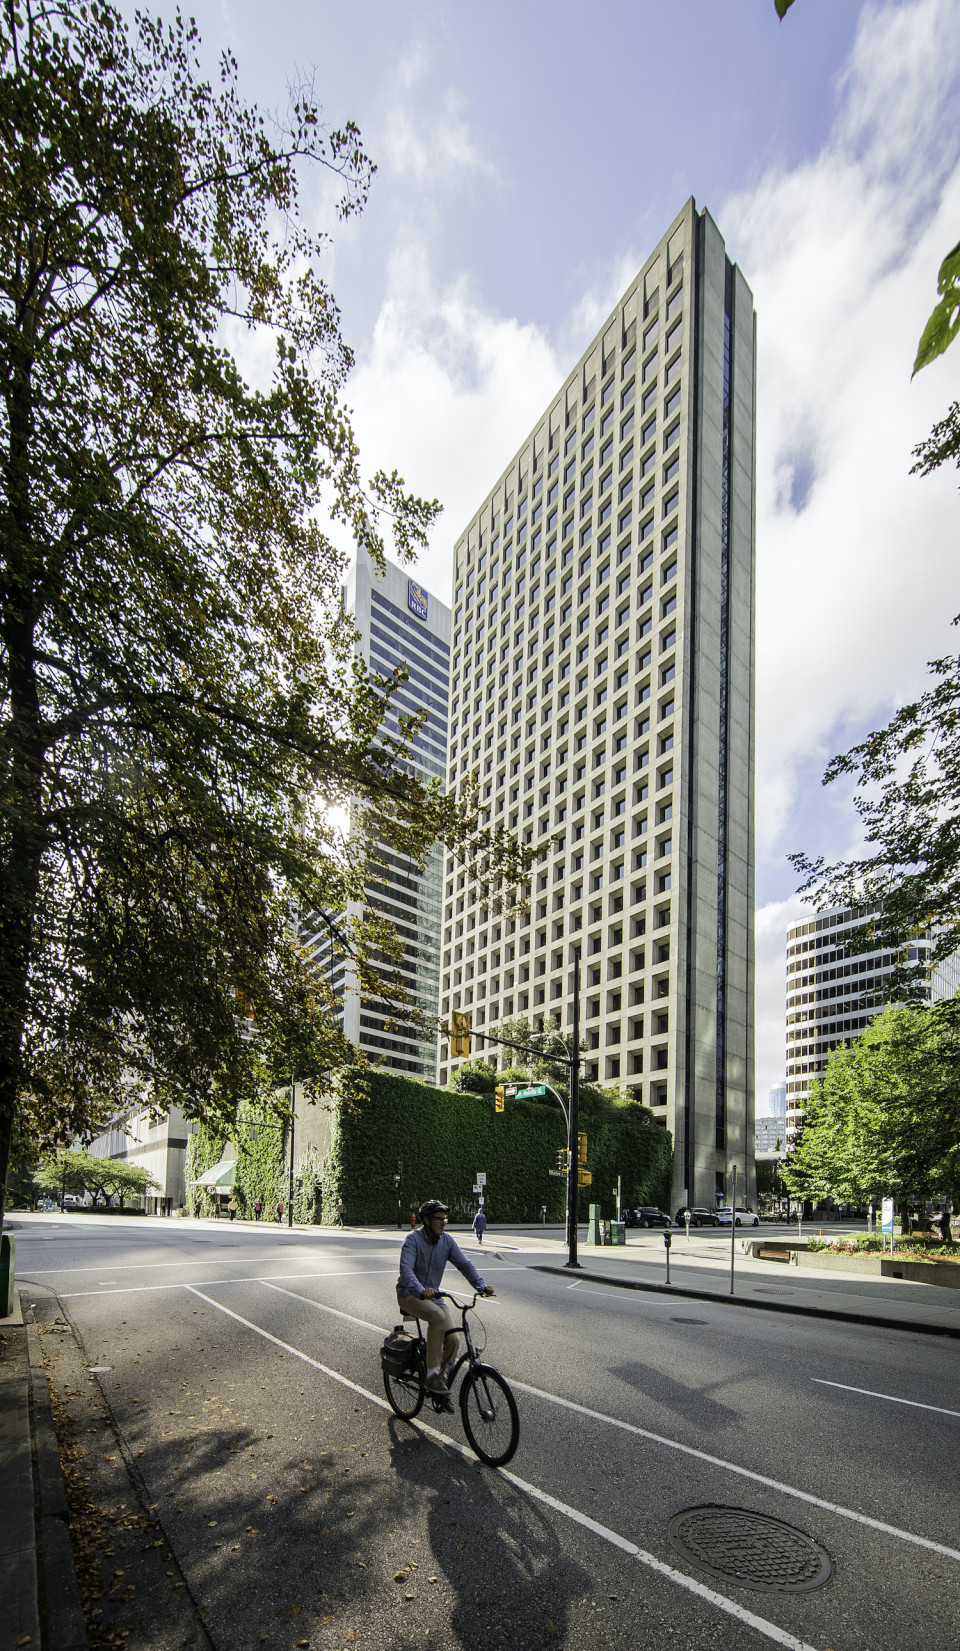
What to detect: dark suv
<box><xmin>625</xmin><ymin>1206</ymin><xmax>673</xmax><ymax>1228</ymax></box>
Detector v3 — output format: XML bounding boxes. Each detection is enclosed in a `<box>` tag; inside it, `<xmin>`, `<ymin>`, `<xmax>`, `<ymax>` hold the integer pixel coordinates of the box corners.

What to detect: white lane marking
<box><xmin>814</xmin><ymin>1379</ymin><xmax>960</xmax><ymax>1419</ymax></box>
<box><xmin>511</xmin><ymin>1377</ymin><xmax>960</xmax><ymax>1565</ymax></box>
<box><xmin>26</xmin><ymin>1250</ymin><xmax>400</xmax><ymax>1276</ymax></box>
<box><xmin>186</xmin><ymin>1286</ymin><xmax>818</xmax><ymax>1651</ymax></box>
<box><xmin>257</xmin><ymin>1279</ymin><xmax>386</xmax><ymax>1334</ymax></box>
<box><xmin>55</xmin><ymin>1267</ymin><xmax>400</xmax><ymax>1299</ymax></box>
<box><xmin>202</xmin><ymin>1273</ymin><xmax>960</xmax><ymax>1568</ymax></box>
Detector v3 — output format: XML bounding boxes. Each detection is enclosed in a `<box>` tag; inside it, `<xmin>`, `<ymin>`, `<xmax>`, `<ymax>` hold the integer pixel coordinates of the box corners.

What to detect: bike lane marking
<box><xmin>813</xmin><ymin>1379</ymin><xmax>960</xmax><ymax>1419</ymax></box>
<box><xmin>191</xmin><ymin>1268</ymin><xmax>960</xmax><ymax>1567</ymax></box>
<box><xmin>184</xmin><ymin>1285</ymin><xmax>818</xmax><ymax>1651</ymax></box>
<box><xmin>51</xmin><ymin>1267</ymin><xmax>399</xmax><ymax>1298</ymax></box>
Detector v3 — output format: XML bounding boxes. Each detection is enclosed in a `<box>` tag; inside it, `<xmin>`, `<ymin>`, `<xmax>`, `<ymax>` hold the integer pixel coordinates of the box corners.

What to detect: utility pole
<box><xmin>566</xmin><ymin>950</ymin><xmax>581</xmax><ymax>1270</ymax></box>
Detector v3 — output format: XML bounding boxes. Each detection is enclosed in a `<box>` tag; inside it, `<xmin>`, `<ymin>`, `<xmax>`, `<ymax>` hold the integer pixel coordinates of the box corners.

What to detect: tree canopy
<box><xmin>33</xmin><ymin>1145</ymin><xmax>160</xmax><ymax>1206</ymax></box>
<box><xmin>0</xmin><ymin>0</ymin><xmax>531</xmax><ymax>1224</ymax></box>
<box><xmin>782</xmin><ymin>1002</ymin><xmax>960</xmax><ymax>1210</ymax></box>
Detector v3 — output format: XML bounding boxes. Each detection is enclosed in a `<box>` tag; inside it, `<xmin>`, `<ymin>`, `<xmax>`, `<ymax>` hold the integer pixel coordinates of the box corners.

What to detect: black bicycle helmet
<box><xmin>418</xmin><ymin>1199</ymin><xmax>449</xmax><ymax>1223</ymax></box>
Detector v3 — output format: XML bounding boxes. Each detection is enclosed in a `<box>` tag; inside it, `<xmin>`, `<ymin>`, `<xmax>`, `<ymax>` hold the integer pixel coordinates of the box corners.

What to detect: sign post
<box><xmin>881</xmin><ymin>1196</ymin><xmax>895</xmax><ymax>1255</ymax></box>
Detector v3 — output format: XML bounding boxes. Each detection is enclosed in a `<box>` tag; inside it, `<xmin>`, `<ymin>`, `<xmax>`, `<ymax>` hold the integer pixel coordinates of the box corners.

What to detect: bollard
<box><xmin>664</xmin><ymin>1228</ymin><xmax>672</xmax><ymax>1285</ymax></box>
<box><xmin>0</xmin><ymin>1232</ymin><xmax>15</xmax><ymax>1318</ymax></box>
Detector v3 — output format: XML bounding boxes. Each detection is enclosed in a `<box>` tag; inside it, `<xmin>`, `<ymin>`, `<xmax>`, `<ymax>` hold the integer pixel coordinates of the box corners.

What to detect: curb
<box><xmin>529</xmin><ymin>1265</ymin><xmax>960</xmax><ymax>1339</ymax></box>
<box><xmin>26</xmin><ymin>1316</ymin><xmax>88</xmax><ymax>1650</ymax></box>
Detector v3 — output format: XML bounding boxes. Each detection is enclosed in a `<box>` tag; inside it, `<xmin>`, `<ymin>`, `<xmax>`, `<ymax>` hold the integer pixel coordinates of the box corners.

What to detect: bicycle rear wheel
<box><xmin>383</xmin><ymin>1362</ymin><xmax>425</xmax><ymax>1420</ymax></box>
<box><xmin>459</xmin><ymin>1363</ymin><xmax>519</xmax><ymax>1466</ymax></box>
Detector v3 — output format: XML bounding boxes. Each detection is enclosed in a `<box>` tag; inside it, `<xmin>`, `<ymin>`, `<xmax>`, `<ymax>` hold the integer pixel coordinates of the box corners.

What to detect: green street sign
<box><xmin>516</xmin><ymin>1085</ymin><xmax>547</xmax><ymax>1098</ymax></box>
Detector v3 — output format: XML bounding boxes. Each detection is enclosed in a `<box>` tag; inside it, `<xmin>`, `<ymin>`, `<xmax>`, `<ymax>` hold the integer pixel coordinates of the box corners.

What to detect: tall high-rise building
<box><xmin>439</xmin><ymin>200</ymin><xmax>756</xmax><ymax>1209</ymax></box>
<box><xmin>784</xmin><ymin>905</ymin><xmax>960</xmax><ymax>1140</ymax></box>
<box><xmin>306</xmin><ymin>552</ymin><xmax>450</xmax><ymax>1080</ymax></box>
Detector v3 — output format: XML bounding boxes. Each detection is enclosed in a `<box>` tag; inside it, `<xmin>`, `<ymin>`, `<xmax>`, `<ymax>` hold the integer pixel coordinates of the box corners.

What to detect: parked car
<box><xmin>714</xmin><ymin>1205</ymin><xmax>760</xmax><ymax>1227</ymax></box>
<box><xmin>675</xmin><ymin>1206</ymin><xmax>720</xmax><ymax>1228</ymax></box>
<box><xmin>625</xmin><ymin>1206</ymin><xmax>673</xmax><ymax>1228</ymax></box>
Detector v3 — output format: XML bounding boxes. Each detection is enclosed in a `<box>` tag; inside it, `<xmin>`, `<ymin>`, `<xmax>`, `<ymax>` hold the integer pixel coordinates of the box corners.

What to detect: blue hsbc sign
<box><xmin>408</xmin><ymin>579</ymin><xmax>428</xmax><ymax>620</ymax></box>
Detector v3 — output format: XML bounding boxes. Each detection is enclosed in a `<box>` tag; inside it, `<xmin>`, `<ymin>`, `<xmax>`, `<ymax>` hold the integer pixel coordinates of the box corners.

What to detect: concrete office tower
<box><xmin>439</xmin><ymin>200</ymin><xmax>756</xmax><ymax>1210</ymax></box>
<box><xmin>305</xmin><ymin>553</ymin><xmax>451</xmax><ymax>1080</ymax></box>
<box><xmin>784</xmin><ymin>905</ymin><xmax>960</xmax><ymax>1141</ymax></box>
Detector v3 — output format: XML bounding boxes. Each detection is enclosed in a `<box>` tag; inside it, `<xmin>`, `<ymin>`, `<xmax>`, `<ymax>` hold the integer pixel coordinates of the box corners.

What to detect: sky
<box><xmin>153</xmin><ymin>0</ymin><xmax>960</xmax><ymax>1107</ymax></box>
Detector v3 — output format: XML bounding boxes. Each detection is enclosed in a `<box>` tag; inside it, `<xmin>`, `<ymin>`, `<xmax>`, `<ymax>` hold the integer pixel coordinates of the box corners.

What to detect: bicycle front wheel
<box><xmin>383</xmin><ymin>1363</ymin><xmax>425</xmax><ymax>1420</ymax></box>
<box><xmin>459</xmin><ymin>1364</ymin><xmax>519</xmax><ymax>1466</ymax></box>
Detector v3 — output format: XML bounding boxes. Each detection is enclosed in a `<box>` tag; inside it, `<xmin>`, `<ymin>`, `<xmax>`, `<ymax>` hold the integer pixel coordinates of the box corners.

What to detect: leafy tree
<box><xmin>34</xmin><ymin>1145</ymin><xmax>160</xmax><ymax>1206</ymax></box>
<box><xmin>0</xmin><ymin>1</ymin><xmax>530</xmax><ymax>1226</ymax></box>
<box><xmin>782</xmin><ymin>1003</ymin><xmax>960</xmax><ymax>1214</ymax></box>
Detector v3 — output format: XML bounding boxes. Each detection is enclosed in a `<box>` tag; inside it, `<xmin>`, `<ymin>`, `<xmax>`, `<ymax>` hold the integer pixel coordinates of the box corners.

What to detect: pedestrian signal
<box><xmin>450</xmin><ymin>1010</ymin><xmax>472</xmax><ymax>1057</ymax></box>
<box><xmin>577</xmin><ymin>1131</ymin><xmax>588</xmax><ymax>1165</ymax></box>
<box><xmin>494</xmin><ymin>1085</ymin><xmax>505</xmax><ymax>1113</ymax></box>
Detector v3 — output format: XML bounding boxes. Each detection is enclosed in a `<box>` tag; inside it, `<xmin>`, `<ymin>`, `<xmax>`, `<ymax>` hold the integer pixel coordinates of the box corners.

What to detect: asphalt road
<box><xmin>13</xmin><ymin>1213</ymin><xmax>960</xmax><ymax>1651</ymax></box>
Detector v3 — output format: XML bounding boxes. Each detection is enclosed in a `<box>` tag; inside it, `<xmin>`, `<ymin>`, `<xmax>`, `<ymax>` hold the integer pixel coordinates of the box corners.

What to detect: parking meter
<box><xmin>684</xmin><ymin>1211</ymin><xmax>691</xmax><ymax>1240</ymax></box>
<box><xmin>664</xmin><ymin>1228</ymin><xmax>672</xmax><ymax>1283</ymax></box>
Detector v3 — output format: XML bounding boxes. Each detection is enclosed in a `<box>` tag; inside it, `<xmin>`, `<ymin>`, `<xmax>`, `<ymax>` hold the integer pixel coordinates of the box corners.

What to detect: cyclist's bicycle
<box><xmin>380</xmin><ymin>1290</ymin><xmax>519</xmax><ymax>1467</ymax></box>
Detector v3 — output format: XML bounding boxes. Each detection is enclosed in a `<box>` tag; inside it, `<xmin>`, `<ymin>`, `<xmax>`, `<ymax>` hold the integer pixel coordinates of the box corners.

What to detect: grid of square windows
<box><xmin>441</xmin><ymin>260</ymin><xmax>686</xmax><ymax>1109</ymax></box>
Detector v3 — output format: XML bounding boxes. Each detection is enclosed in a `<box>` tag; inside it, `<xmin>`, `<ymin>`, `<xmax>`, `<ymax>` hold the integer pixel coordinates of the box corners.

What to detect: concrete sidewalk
<box><xmin>0</xmin><ymin>1286</ymin><xmax>88</xmax><ymax>1651</ymax></box>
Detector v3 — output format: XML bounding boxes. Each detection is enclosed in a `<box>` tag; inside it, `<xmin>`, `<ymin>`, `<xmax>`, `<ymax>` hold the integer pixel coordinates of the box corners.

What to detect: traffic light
<box><xmin>555</xmin><ymin>1148</ymin><xmax>570</xmax><ymax>1174</ymax></box>
<box><xmin>494</xmin><ymin>1085</ymin><xmax>505</xmax><ymax>1113</ymax></box>
<box><xmin>450</xmin><ymin>1010</ymin><xmax>471</xmax><ymax>1058</ymax></box>
<box><xmin>577</xmin><ymin>1131</ymin><xmax>588</xmax><ymax>1165</ymax></box>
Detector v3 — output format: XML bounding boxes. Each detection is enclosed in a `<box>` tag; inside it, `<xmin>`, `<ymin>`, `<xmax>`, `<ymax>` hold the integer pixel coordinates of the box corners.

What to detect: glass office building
<box><xmin>305</xmin><ymin>552</ymin><xmax>450</xmax><ymax>1080</ymax></box>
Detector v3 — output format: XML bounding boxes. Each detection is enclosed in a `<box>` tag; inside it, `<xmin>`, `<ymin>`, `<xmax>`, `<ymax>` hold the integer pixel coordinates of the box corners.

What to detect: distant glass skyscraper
<box><xmin>439</xmin><ymin>199</ymin><xmax>756</xmax><ymax>1210</ymax></box>
<box><xmin>306</xmin><ymin>552</ymin><xmax>450</xmax><ymax>1079</ymax></box>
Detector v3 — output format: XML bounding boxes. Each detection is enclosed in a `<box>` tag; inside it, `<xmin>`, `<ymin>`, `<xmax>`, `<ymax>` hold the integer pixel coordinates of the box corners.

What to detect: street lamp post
<box><xmin>287</xmin><ymin>1077</ymin><xmax>296</xmax><ymax>1229</ymax></box>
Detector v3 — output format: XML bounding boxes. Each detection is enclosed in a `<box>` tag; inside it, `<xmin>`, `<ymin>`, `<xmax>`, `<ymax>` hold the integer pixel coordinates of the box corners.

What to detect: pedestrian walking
<box><xmin>939</xmin><ymin>1207</ymin><xmax>953</xmax><ymax>1243</ymax></box>
<box><xmin>409</xmin><ymin>1208</ymin><xmax>417</xmax><ymax>1229</ymax></box>
<box><xmin>213</xmin><ymin>1199</ymin><xmax>221</xmax><ymax>1219</ymax></box>
<box><xmin>227</xmin><ymin>1197</ymin><xmax>237</xmax><ymax>1222</ymax></box>
<box><xmin>254</xmin><ymin>1199</ymin><xmax>262</xmax><ymax>1221</ymax></box>
<box><xmin>473</xmin><ymin>1206</ymin><xmax>487</xmax><ymax>1245</ymax></box>
<box><xmin>336</xmin><ymin>1197</ymin><xmax>347</xmax><ymax>1227</ymax></box>
<box><xmin>275</xmin><ymin>1199</ymin><xmax>284</xmax><ymax>1224</ymax></box>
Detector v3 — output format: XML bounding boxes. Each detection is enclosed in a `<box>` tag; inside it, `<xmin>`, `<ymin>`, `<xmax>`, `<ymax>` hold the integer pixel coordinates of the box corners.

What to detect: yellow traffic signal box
<box><xmin>577</xmin><ymin>1131</ymin><xmax>588</xmax><ymax>1165</ymax></box>
<box><xmin>494</xmin><ymin>1085</ymin><xmax>505</xmax><ymax>1112</ymax></box>
<box><xmin>577</xmin><ymin>1169</ymin><xmax>592</xmax><ymax>1187</ymax></box>
<box><xmin>450</xmin><ymin>1010</ymin><xmax>471</xmax><ymax>1058</ymax></box>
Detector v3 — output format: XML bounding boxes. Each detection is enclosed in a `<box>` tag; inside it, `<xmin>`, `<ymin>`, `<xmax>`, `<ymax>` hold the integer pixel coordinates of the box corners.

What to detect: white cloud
<box><xmin>382</xmin><ymin>46</ymin><xmax>495</xmax><ymax>189</ymax></box>
<box><xmin>722</xmin><ymin>0</ymin><xmax>960</xmax><ymax>1097</ymax></box>
<box><xmin>346</xmin><ymin>243</ymin><xmax>564</xmax><ymax>590</ymax></box>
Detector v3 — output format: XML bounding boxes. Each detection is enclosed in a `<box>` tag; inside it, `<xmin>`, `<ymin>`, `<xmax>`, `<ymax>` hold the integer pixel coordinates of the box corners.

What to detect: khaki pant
<box><xmin>397</xmin><ymin>1295</ymin><xmax>459</xmax><ymax>1371</ymax></box>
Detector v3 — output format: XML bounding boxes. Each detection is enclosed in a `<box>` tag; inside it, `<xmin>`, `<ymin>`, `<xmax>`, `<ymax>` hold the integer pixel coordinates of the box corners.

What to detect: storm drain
<box><xmin>668</xmin><ymin>1506</ymin><xmax>833</xmax><ymax>1593</ymax></box>
<box><xmin>670</xmin><ymin>1317</ymin><xmax>708</xmax><ymax>1324</ymax></box>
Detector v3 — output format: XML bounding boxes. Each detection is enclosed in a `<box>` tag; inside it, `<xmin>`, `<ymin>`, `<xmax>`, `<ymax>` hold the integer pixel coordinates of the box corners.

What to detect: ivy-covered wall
<box><xmin>184</xmin><ymin>1104</ymin><xmax>288</xmax><ymax>1217</ymax></box>
<box><xmin>319</xmin><ymin>1071</ymin><xmax>673</xmax><ymax>1225</ymax></box>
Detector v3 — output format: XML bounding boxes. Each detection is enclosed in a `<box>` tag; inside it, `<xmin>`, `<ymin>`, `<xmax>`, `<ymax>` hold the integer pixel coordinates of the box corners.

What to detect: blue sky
<box><xmin>160</xmin><ymin>0</ymin><xmax>960</xmax><ymax>1100</ymax></box>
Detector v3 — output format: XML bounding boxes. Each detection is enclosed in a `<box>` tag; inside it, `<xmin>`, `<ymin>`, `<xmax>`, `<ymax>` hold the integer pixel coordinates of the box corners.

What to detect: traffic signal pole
<box><xmin>565</xmin><ymin>951</ymin><xmax>581</xmax><ymax>1270</ymax></box>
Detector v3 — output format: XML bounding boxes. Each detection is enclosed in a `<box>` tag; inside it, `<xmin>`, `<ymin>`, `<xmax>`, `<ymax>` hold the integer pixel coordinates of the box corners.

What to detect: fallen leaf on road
<box><xmin>546</xmin><ymin>1621</ymin><xmax>558</xmax><ymax>1635</ymax></box>
<box><xmin>321</xmin><ymin>1616</ymin><xmax>334</xmax><ymax>1625</ymax></box>
<box><xmin>428</xmin><ymin>1577</ymin><xmax>438</xmax><ymax>1584</ymax></box>
<box><xmin>346</xmin><ymin>1635</ymin><xmax>357</xmax><ymax>1644</ymax></box>
<box><xmin>276</xmin><ymin>1604</ymin><xmax>302</xmax><ymax>1620</ymax></box>
<box><xmin>207</xmin><ymin>1521</ymin><xmax>218</xmax><ymax>1528</ymax></box>
<box><xmin>404</xmin><ymin>1593</ymin><xmax>414</xmax><ymax>1601</ymax></box>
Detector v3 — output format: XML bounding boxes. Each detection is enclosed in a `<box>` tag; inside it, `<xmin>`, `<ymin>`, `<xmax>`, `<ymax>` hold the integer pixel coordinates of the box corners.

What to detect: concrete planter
<box><xmin>803</xmin><ymin>1251</ymin><xmax>960</xmax><ymax>1288</ymax></box>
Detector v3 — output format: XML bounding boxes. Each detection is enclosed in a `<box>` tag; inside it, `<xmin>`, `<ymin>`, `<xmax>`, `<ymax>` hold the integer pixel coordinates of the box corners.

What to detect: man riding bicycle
<box><xmin>397</xmin><ymin>1200</ymin><xmax>494</xmax><ymax>1402</ymax></box>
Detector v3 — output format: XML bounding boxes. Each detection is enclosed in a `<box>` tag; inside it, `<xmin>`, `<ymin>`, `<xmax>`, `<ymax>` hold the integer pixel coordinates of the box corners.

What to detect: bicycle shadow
<box><xmin>386</xmin><ymin>1414</ymin><xmax>591</xmax><ymax>1649</ymax></box>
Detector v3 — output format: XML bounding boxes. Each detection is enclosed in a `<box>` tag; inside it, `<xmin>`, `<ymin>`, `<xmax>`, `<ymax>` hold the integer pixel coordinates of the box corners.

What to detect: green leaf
<box><xmin>775</xmin><ymin>0</ymin><xmax>797</xmax><ymax>17</ymax></box>
<box><xmin>913</xmin><ymin>240</ymin><xmax>960</xmax><ymax>375</ymax></box>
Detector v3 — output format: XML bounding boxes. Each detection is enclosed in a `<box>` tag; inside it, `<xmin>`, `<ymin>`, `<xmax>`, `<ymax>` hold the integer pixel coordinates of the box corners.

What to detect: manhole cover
<box><xmin>668</xmin><ymin>1506</ymin><xmax>833</xmax><ymax>1593</ymax></box>
<box><xmin>671</xmin><ymin>1317</ymin><xmax>708</xmax><ymax>1324</ymax></box>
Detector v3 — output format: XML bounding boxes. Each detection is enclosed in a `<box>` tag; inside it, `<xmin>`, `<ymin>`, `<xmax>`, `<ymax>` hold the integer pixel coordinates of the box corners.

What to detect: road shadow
<box><xmin>386</xmin><ymin>1411</ymin><xmax>592</xmax><ymax>1650</ymax></box>
<box><xmin>610</xmin><ymin>1359</ymin><xmax>738</xmax><ymax>1430</ymax></box>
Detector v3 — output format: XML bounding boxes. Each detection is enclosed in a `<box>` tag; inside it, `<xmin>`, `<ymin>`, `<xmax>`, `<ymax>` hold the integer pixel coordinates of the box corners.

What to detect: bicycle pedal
<box><xmin>431</xmin><ymin>1395</ymin><xmax>455</xmax><ymax>1414</ymax></box>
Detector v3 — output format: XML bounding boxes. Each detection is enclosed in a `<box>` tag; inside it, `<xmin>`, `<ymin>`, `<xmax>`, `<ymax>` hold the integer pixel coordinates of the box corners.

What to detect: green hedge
<box><xmin>320</xmin><ymin>1070</ymin><xmax>673</xmax><ymax>1225</ymax></box>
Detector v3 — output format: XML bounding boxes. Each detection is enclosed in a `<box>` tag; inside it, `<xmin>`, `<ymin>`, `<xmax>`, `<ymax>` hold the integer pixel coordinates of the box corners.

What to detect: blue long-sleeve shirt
<box><xmin>397</xmin><ymin>1227</ymin><xmax>485</xmax><ymax>1299</ymax></box>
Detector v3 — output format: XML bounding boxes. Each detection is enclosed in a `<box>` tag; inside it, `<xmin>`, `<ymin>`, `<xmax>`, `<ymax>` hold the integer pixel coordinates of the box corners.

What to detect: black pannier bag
<box><xmin>380</xmin><ymin>1325</ymin><xmax>417</xmax><ymax>1375</ymax></box>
